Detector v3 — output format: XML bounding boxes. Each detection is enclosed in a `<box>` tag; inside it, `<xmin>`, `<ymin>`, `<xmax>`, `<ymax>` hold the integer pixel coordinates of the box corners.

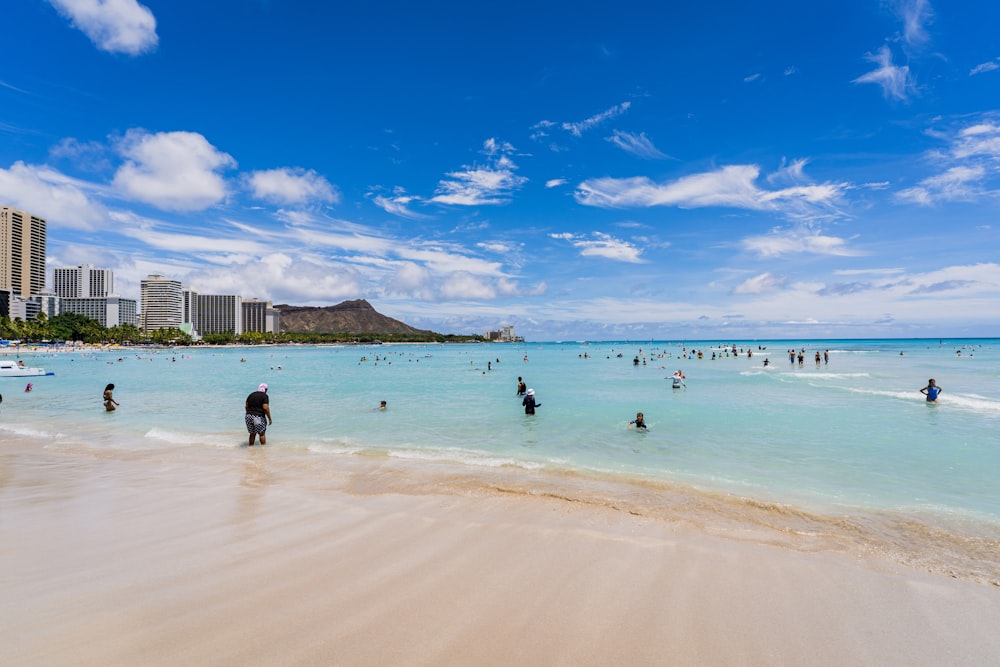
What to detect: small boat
<box><xmin>0</xmin><ymin>359</ymin><xmax>52</xmax><ymax>377</ymax></box>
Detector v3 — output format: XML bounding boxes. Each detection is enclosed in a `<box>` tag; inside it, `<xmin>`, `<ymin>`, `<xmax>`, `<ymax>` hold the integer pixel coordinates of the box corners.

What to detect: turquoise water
<box><xmin>3</xmin><ymin>338</ymin><xmax>999</xmax><ymax>528</ymax></box>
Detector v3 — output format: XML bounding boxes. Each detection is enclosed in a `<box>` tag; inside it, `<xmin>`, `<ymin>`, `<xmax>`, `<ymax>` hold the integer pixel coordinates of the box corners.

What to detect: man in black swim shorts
<box><xmin>245</xmin><ymin>382</ymin><xmax>272</xmax><ymax>446</ymax></box>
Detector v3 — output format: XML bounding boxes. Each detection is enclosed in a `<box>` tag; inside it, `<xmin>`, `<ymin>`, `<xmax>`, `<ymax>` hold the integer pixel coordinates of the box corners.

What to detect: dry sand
<box><xmin>2</xmin><ymin>440</ymin><xmax>998</xmax><ymax>666</ymax></box>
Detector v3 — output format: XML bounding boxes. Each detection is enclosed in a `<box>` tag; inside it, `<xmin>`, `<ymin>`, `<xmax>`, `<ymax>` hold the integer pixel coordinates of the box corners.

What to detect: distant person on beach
<box><xmin>920</xmin><ymin>379</ymin><xmax>942</xmax><ymax>403</ymax></box>
<box><xmin>103</xmin><ymin>384</ymin><xmax>119</xmax><ymax>411</ymax></box>
<box><xmin>522</xmin><ymin>388</ymin><xmax>541</xmax><ymax>415</ymax></box>
<box><xmin>628</xmin><ymin>412</ymin><xmax>647</xmax><ymax>430</ymax></box>
<box><xmin>516</xmin><ymin>377</ymin><xmax>527</xmax><ymax>396</ymax></box>
<box><xmin>245</xmin><ymin>382</ymin><xmax>272</xmax><ymax>446</ymax></box>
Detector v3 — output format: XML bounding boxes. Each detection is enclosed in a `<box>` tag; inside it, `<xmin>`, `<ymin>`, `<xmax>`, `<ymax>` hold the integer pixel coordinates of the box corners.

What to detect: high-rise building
<box><xmin>0</xmin><ymin>207</ymin><xmax>46</xmax><ymax>300</ymax></box>
<box><xmin>242</xmin><ymin>298</ymin><xmax>280</xmax><ymax>334</ymax></box>
<box><xmin>182</xmin><ymin>286</ymin><xmax>198</xmax><ymax>333</ymax></box>
<box><xmin>196</xmin><ymin>294</ymin><xmax>243</xmax><ymax>335</ymax></box>
<box><xmin>53</xmin><ymin>264</ymin><xmax>114</xmax><ymax>298</ymax></box>
<box><xmin>60</xmin><ymin>296</ymin><xmax>138</xmax><ymax>327</ymax></box>
<box><xmin>140</xmin><ymin>274</ymin><xmax>183</xmax><ymax>330</ymax></box>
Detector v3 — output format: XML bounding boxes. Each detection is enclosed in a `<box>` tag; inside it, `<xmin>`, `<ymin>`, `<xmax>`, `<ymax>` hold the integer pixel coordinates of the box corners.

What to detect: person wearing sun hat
<box><xmin>521</xmin><ymin>387</ymin><xmax>541</xmax><ymax>415</ymax></box>
<box><xmin>244</xmin><ymin>382</ymin><xmax>272</xmax><ymax>446</ymax></box>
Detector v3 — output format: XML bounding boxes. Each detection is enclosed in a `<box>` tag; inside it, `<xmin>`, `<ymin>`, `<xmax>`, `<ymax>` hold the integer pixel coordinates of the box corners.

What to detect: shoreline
<box><xmin>3</xmin><ymin>438</ymin><xmax>998</xmax><ymax>665</ymax></box>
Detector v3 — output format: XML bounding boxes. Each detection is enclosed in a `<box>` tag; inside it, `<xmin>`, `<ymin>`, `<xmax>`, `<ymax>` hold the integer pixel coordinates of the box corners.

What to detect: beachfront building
<box><xmin>196</xmin><ymin>293</ymin><xmax>243</xmax><ymax>335</ymax></box>
<box><xmin>182</xmin><ymin>286</ymin><xmax>199</xmax><ymax>335</ymax></box>
<box><xmin>484</xmin><ymin>325</ymin><xmax>520</xmax><ymax>342</ymax></box>
<box><xmin>60</xmin><ymin>295</ymin><xmax>138</xmax><ymax>327</ymax></box>
<box><xmin>53</xmin><ymin>264</ymin><xmax>114</xmax><ymax>298</ymax></box>
<box><xmin>242</xmin><ymin>298</ymin><xmax>280</xmax><ymax>334</ymax></box>
<box><xmin>34</xmin><ymin>289</ymin><xmax>60</xmax><ymax>319</ymax></box>
<box><xmin>140</xmin><ymin>274</ymin><xmax>183</xmax><ymax>331</ymax></box>
<box><xmin>0</xmin><ymin>206</ymin><xmax>47</xmax><ymax>300</ymax></box>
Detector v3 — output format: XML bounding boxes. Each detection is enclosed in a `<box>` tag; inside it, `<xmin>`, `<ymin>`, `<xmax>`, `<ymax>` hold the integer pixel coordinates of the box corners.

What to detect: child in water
<box><xmin>628</xmin><ymin>412</ymin><xmax>647</xmax><ymax>430</ymax></box>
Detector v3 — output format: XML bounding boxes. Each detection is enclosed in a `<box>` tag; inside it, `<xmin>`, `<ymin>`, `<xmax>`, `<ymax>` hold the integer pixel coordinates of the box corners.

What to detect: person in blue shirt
<box><xmin>920</xmin><ymin>378</ymin><xmax>942</xmax><ymax>403</ymax></box>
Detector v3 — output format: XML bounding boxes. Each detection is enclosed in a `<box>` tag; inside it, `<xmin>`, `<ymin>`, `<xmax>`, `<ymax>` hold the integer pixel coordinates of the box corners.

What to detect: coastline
<box><xmin>3</xmin><ymin>438</ymin><xmax>999</xmax><ymax>666</ymax></box>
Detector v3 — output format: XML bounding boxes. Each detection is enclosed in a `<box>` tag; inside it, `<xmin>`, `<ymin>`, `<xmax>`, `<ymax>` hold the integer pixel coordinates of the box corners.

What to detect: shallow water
<box><xmin>2</xmin><ymin>338</ymin><xmax>999</xmax><ymax>581</ymax></box>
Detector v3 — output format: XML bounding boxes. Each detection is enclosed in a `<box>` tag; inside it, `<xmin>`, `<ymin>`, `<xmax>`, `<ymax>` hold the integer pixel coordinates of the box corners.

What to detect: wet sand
<box><xmin>2</xmin><ymin>440</ymin><xmax>998</xmax><ymax>666</ymax></box>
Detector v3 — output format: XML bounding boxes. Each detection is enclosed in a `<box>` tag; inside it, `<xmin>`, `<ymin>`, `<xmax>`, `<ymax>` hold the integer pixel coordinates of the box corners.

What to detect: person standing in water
<box><xmin>245</xmin><ymin>382</ymin><xmax>272</xmax><ymax>445</ymax></box>
<box><xmin>920</xmin><ymin>379</ymin><xmax>942</xmax><ymax>403</ymax></box>
<box><xmin>103</xmin><ymin>383</ymin><xmax>119</xmax><ymax>411</ymax></box>
<box><xmin>522</xmin><ymin>388</ymin><xmax>541</xmax><ymax>415</ymax></box>
<box><xmin>516</xmin><ymin>376</ymin><xmax>527</xmax><ymax>396</ymax></box>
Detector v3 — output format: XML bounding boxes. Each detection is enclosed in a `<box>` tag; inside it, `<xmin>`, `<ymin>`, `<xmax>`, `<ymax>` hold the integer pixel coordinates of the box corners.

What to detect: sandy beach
<box><xmin>1</xmin><ymin>440</ymin><xmax>997</xmax><ymax>666</ymax></box>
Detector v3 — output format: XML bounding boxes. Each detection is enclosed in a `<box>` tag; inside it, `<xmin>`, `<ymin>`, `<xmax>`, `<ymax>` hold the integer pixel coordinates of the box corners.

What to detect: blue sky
<box><xmin>2</xmin><ymin>0</ymin><xmax>999</xmax><ymax>340</ymax></box>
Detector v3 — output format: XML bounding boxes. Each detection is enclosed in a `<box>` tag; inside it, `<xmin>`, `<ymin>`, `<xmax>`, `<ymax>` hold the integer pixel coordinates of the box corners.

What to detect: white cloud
<box><xmin>605</xmin><ymin>131</ymin><xmax>668</xmax><ymax>159</ymax></box>
<box><xmin>429</xmin><ymin>138</ymin><xmax>527</xmax><ymax>206</ymax></box>
<box><xmin>898</xmin><ymin>0</ymin><xmax>933</xmax><ymax>48</ymax></box>
<box><xmin>853</xmin><ymin>46</ymin><xmax>915</xmax><ymax>101</ymax></box>
<box><xmin>545</xmin><ymin>178</ymin><xmax>568</xmax><ymax>188</ymax></box>
<box><xmin>743</xmin><ymin>73</ymin><xmax>761</xmax><ymax>83</ymax></box>
<box><xmin>731</xmin><ymin>272</ymin><xmax>787</xmax><ymax>295</ymax></box>
<box><xmin>575</xmin><ymin>164</ymin><xmax>846</xmax><ymax>220</ymax></box>
<box><xmin>246</xmin><ymin>167</ymin><xmax>339</xmax><ymax>206</ymax></box>
<box><xmin>559</xmin><ymin>102</ymin><xmax>632</xmax><ymax>137</ymax></box>
<box><xmin>112</xmin><ymin>129</ymin><xmax>236</xmax><ymax>211</ymax></box>
<box><xmin>48</xmin><ymin>0</ymin><xmax>158</xmax><ymax>55</ymax></box>
<box><xmin>970</xmin><ymin>60</ymin><xmax>1000</xmax><ymax>76</ymax></box>
<box><xmin>0</xmin><ymin>161</ymin><xmax>106</xmax><ymax>229</ymax></box>
<box><xmin>741</xmin><ymin>228</ymin><xmax>859</xmax><ymax>257</ymax></box>
<box><xmin>896</xmin><ymin>165</ymin><xmax>986</xmax><ymax>204</ymax></box>
<box><xmin>370</xmin><ymin>187</ymin><xmax>430</xmax><ymax>220</ymax></box>
<box><xmin>549</xmin><ymin>231</ymin><xmax>644</xmax><ymax>263</ymax></box>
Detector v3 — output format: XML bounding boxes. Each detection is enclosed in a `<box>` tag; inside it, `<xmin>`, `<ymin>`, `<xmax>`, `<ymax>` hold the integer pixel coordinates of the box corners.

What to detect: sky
<box><xmin>2</xmin><ymin>0</ymin><xmax>999</xmax><ymax>341</ymax></box>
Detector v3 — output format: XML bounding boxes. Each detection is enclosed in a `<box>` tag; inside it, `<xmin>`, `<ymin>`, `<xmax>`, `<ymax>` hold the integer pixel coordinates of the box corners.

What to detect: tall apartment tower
<box><xmin>182</xmin><ymin>286</ymin><xmax>199</xmax><ymax>332</ymax></box>
<box><xmin>140</xmin><ymin>274</ymin><xmax>183</xmax><ymax>330</ymax></box>
<box><xmin>53</xmin><ymin>264</ymin><xmax>114</xmax><ymax>298</ymax></box>
<box><xmin>242</xmin><ymin>298</ymin><xmax>280</xmax><ymax>334</ymax></box>
<box><xmin>196</xmin><ymin>294</ymin><xmax>243</xmax><ymax>335</ymax></box>
<box><xmin>0</xmin><ymin>206</ymin><xmax>47</xmax><ymax>300</ymax></box>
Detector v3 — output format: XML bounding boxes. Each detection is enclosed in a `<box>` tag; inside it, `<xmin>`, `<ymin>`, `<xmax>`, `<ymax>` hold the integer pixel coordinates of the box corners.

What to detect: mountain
<box><xmin>274</xmin><ymin>299</ymin><xmax>430</xmax><ymax>335</ymax></box>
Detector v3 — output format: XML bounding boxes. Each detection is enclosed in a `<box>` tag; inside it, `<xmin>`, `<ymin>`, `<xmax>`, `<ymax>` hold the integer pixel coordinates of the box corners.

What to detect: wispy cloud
<box><xmin>970</xmin><ymin>60</ymin><xmax>1000</xmax><ymax>76</ymax></box>
<box><xmin>429</xmin><ymin>138</ymin><xmax>527</xmax><ymax>206</ymax></box>
<box><xmin>853</xmin><ymin>45</ymin><xmax>915</xmax><ymax>101</ymax></box>
<box><xmin>112</xmin><ymin>129</ymin><xmax>236</xmax><ymax>211</ymax></box>
<box><xmin>545</xmin><ymin>178</ymin><xmax>568</xmax><ymax>188</ymax></box>
<box><xmin>0</xmin><ymin>161</ymin><xmax>107</xmax><ymax>229</ymax></box>
<box><xmin>561</xmin><ymin>102</ymin><xmax>631</xmax><ymax>137</ymax></box>
<box><xmin>370</xmin><ymin>188</ymin><xmax>431</xmax><ymax>220</ymax></box>
<box><xmin>741</xmin><ymin>228</ymin><xmax>860</xmax><ymax>257</ymax></box>
<box><xmin>605</xmin><ymin>131</ymin><xmax>668</xmax><ymax>159</ymax></box>
<box><xmin>245</xmin><ymin>167</ymin><xmax>339</xmax><ymax>206</ymax></box>
<box><xmin>731</xmin><ymin>272</ymin><xmax>787</xmax><ymax>295</ymax></box>
<box><xmin>896</xmin><ymin>118</ymin><xmax>1000</xmax><ymax>205</ymax></box>
<box><xmin>48</xmin><ymin>0</ymin><xmax>158</xmax><ymax>55</ymax></box>
<box><xmin>897</xmin><ymin>0</ymin><xmax>933</xmax><ymax>48</ymax></box>
<box><xmin>575</xmin><ymin>164</ymin><xmax>847</xmax><ymax>220</ymax></box>
<box><xmin>549</xmin><ymin>231</ymin><xmax>644</xmax><ymax>263</ymax></box>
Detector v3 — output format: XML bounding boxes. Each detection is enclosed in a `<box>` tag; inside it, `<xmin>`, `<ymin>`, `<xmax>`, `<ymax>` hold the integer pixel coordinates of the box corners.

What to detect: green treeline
<box><xmin>1</xmin><ymin>312</ymin><xmax>483</xmax><ymax>346</ymax></box>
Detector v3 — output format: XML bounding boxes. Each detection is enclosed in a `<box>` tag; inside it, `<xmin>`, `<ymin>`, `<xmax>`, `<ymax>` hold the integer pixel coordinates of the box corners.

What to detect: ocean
<box><xmin>3</xmin><ymin>338</ymin><xmax>999</xmax><ymax>581</ymax></box>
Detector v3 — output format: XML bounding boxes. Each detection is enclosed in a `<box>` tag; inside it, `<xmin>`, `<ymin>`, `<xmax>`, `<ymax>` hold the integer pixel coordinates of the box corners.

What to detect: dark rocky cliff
<box><xmin>274</xmin><ymin>299</ymin><xmax>429</xmax><ymax>334</ymax></box>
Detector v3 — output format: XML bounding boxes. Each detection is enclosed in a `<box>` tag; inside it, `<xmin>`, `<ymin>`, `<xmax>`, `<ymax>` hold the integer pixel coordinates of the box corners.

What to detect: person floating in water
<box><xmin>920</xmin><ymin>378</ymin><xmax>942</xmax><ymax>403</ymax></box>
<box><xmin>522</xmin><ymin>388</ymin><xmax>541</xmax><ymax>415</ymax></box>
<box><xmin>103</xmin><ymin>383</ymin><xmax>119</xmax><ymax>411</ymax></box>
<box><xmin>628</xmin><ymin>412</ymin><xmax>647</xmax><ymax>430</ymax></box>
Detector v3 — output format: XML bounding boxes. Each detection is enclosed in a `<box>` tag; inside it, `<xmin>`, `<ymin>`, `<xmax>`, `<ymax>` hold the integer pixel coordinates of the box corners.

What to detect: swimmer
<box><xmin>920</xmin><ymin>378</ymin><xmax>942</xmax><ymax>403</ymax></box>
<box><xmin>379</xmin><ymin>400</ymin><xmax>387</xmax><ymax>410</ymax></box>
<box><xmin>628</xmin><ymin>412</ymin><xmax>647</xmax><ymax>430</ymax></box>
<box><xmin>25</xmin><ymin>382</ymin><xmax>33</xmax><ymax>392</ymax></box>
<box><xmin>103</xmin><ymin>383</ymin><xmax>119</xmax><ymax>412</ymax></box>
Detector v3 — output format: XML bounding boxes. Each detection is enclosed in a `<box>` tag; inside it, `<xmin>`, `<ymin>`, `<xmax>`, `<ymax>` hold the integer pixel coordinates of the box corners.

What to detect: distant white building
<box><xmin>60</xmin><ymin>295</ymin><xmax>138</xmax><ymax>327</ymax></box>
<box><xmin>53</xmin><ymin>264</ymin><xmax>114</xmax><ymax>298</ymax></box>
<box><xmin>140</xmin><ymin>274</ymin><xmax>183</xmax><ymax>331</ymax></box>
<box><xmin>484</xmin><ymin>325</ymin><xmax>519</xmax><ymax>342</ymax></box>
<box><xmin>242</xmin><ymin>298</ymin><xmax>280</xmax><ymax>334</ymax></box>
